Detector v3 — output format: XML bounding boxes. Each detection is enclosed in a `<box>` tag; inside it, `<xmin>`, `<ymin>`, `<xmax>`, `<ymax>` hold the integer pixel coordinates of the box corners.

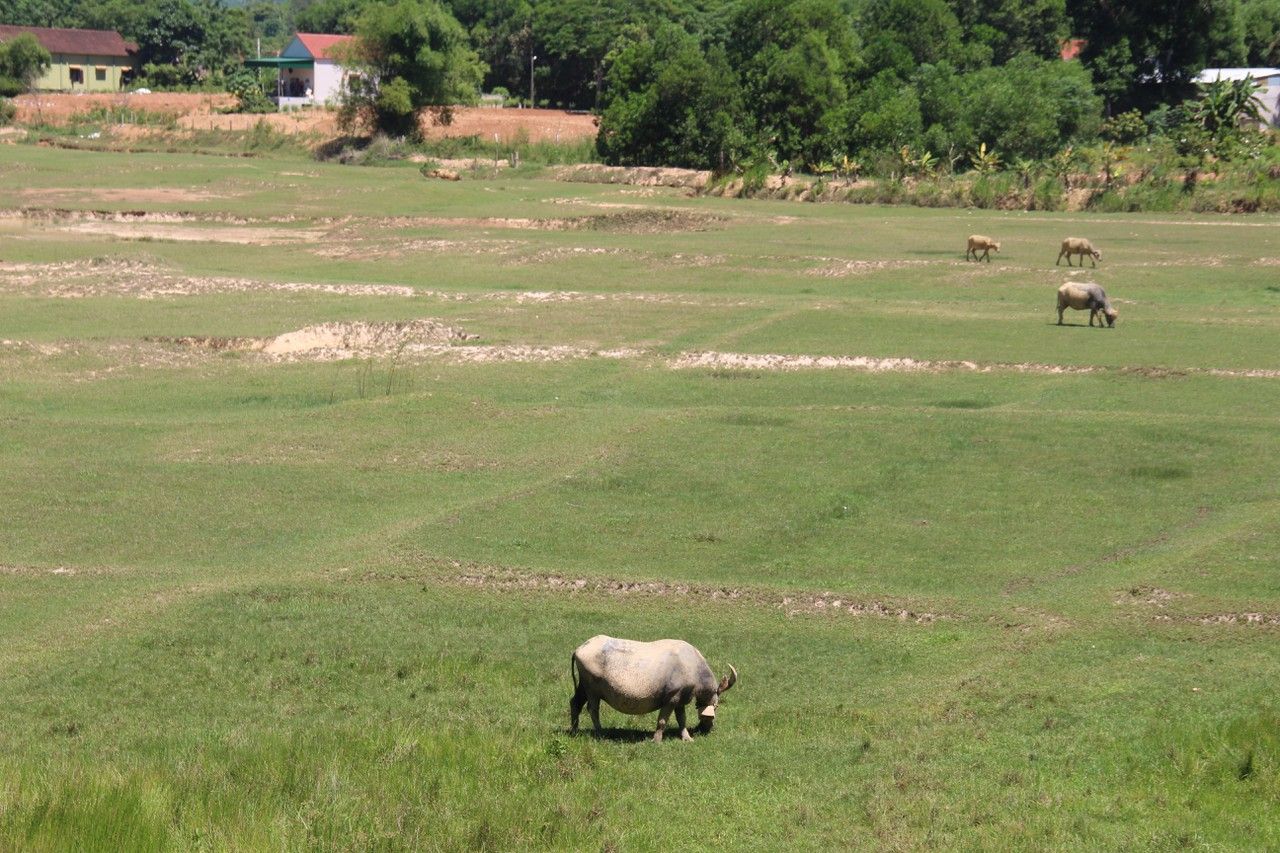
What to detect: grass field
<box><xmin>1</xmin><ymin>146</ymin><xmax>1278</xmax><ymax>850</ymax></box>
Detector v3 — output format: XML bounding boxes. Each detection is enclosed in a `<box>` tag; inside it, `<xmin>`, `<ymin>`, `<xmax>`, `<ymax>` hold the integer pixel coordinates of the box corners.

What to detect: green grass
<box><xmin>0</xmin><ymin>146</ymin><xmax>1277</xmax><ymax>850</ymax></box>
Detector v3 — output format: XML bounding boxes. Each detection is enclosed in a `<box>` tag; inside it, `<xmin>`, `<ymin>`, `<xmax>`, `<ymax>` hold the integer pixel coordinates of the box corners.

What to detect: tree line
<box><xmin>4</xmin><ymin>0</ymin><xmax>1280</xmax><ymax>170</ymax></box>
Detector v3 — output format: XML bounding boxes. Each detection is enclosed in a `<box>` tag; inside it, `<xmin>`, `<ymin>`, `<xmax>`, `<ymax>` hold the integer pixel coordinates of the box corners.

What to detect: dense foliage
<box><xmin>4</xmin><ymin>0</ymin><xmax>1279</xmax><ymax>171</ymax></box>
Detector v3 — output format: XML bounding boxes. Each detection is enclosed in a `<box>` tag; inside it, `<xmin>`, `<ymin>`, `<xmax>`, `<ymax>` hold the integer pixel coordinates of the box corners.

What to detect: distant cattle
<box><xmin>1057</xmin><ymin>281</ymin><xmax>1118</xmax><ymax>327</ymax></box>
<box><xmin>570</xmin><ymin>635</ymin><xmax>737</xmax><ymax>742</ymax></box>
<box><xmin>965</xmin><ymin>234</ymin><xmax>1000</xmax><ymax>262</ymax></box>
<box><xmin>1056</xmin><ymin>237</ymin><xmax>1102</xmax><ymax>267</ymax></box>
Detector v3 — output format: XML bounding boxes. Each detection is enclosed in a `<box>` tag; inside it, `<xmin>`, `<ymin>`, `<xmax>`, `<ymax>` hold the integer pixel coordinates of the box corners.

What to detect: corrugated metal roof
<box><xmin>0</xmin><ymin>24</ymin><xmax>132</xmax><ymax>58</ymax></box>
<box><xmin>294</xmin><ymin>33</ymin><xmax>355</xmax><ymax>61</ymax></box>
<box><xmin>1196</xmin><ymin>67</ymin><xmax>1280</xmax><ymax>83</ymax></box>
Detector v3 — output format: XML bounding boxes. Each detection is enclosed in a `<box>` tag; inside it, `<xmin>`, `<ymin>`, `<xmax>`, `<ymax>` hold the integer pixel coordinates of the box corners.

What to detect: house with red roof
<box><xmin>246</xmin><ymin>32</ymin><xmax>356</xmax><ymax>107</ymax></box>
<box><xmin>0</xmin><ymin>25</ymin><xmax>136</xmax><ymax>91</ymax></box>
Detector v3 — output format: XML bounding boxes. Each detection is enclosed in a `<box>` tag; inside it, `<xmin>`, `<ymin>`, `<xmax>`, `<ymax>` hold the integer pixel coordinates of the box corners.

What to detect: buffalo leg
<box><xmin>675</xmin><ymin>705</ymin><xmax>693</xmax><ymax>742</ymax></box>
<box><xmin>569</xmin><ymin>683</ymin><xmax>588</xmax><ymax>734</ymax></box>
<box><xmin>653</xmin><ymin>704</ymin><xmax>675</xmax><ymax>743</ymax></box>
<box><xmin>1057</xmin><ymin>304</ymin><xmax>1064</xmax><ymax>325</ymax></box>
<box><xmin>588</xmin><ymin>697</ymin><xmax>602</xmax><ymax>735</ymax></box>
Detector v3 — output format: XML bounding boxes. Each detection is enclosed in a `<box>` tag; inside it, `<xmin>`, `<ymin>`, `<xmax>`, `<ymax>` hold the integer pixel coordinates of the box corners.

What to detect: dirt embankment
<box><xmin>13</xmin><ymin>92</ymin><xmax>234</xmax><ymax>124</ymax></box>
<box><xmin>13</xmin><ymin>93</ymin><xmax>596</xmax><ymax>144</ymax></box>
<box><xmin>549</xmin><ymin>164</ymin><xmax>711</xmax><ymax>188</ymax></box>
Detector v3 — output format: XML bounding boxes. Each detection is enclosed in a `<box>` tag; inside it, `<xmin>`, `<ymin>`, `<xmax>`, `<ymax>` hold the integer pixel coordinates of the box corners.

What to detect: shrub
<box><xmin>0</xmin><ymin>97</ymin><xmax>15</xmax><ymax>126</ymax></box>
<box><xmin>1101</xmin><ymin>109</ymin><xmax>1148</xmax><ymax>143</ymax></box>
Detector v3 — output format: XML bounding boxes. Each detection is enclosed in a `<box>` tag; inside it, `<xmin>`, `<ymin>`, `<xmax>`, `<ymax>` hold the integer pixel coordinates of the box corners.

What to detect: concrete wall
<box><xmin>312</xmin><ymin>61</ymin><xmax>344</xmax><ymax>104</ymax></box>
<box><xmin>1260</xmin><ymin>76</ymin><xmax>1280</xmax><ymax>127</ymax></box>
<box><xmin>35</xmin><ymin>54</ymin><xmax>132</xmax><ymax>91</ymax></box>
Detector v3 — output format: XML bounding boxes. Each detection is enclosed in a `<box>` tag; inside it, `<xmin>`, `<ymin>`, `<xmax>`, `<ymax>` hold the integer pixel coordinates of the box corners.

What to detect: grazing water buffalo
<box><xmin>1057</xmin><ymin>281</ymin><xmax>1118</xmax><ymax>327</ymax></box>
<box><xmin>570</xmin><ymin>635</ymin><xmax>738</xmax><ymax>742</ymax></box>
<box><xmin>1056</xmin><ymin>237</ymin><xmax>1102</xmax><ymax>267</ymax></box>
<box><xmin>965</xmin><ymin>234</ymin><xmax>1000</xmax><ymax>262</ymax></box>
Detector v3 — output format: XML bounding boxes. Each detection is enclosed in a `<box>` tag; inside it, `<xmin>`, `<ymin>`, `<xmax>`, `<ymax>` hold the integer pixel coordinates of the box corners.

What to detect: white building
<box><xmin>1195</xmin><ymin>67</ymin><xmax>1280</xmax><ymax>128</ymax></box>
<box><xmin>247</xmin><ymin>33</ymin><xmax>356</xmax><ymax>108</ymax></box>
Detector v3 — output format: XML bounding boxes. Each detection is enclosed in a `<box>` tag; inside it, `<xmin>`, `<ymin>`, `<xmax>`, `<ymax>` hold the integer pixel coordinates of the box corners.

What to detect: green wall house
<box><xmin>0</xmin><ymin>25</ymin><xmax>136</xmax><ymax>91</ymax></box>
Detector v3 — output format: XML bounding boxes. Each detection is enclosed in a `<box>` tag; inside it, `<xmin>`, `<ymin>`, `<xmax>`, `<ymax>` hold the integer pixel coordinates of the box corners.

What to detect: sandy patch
<box><xmin>361</xmin><ymin>561</ymin><xmax>950</xmax><ymax>623</ymax></box>
<box><xmin>20</xmin><ymin>187</ymin><xmax>228</xmax><ymax>204</ymax></box>
<box><xmin>0</xmin><ymin>258</ymin><xmax>416</xmax><ymax>299</ymax></box>
<box><xmin>1114</xmin><ymin>586</ymin><xmax>1188</xmax><ymax>607</ymax></box>
<box><xmin>1</xmin><ymin>207</ymin><xmax>321</xmax><ymax>245</ymax></box>
<box><xmin>347</xmin><ymin>209</ymin><xmax>723</xmax><ymax>234</ymax></box>
<box><xmin>549</xmin><ymin>164</ymin><xmax>711</xmax><ymax>189</ymax></box>
<box><xmin>56</xmin><ymin>220</ymin><xmax>323</xmax><ymax>245</ymax></box>
<box><xmin>671</xmin><ymin>351</ymin><xmax>1280</xmax><ymax>379</ymax></box>
<box><xmin>313</xmin><ymin>237</ymin><xmax>525</xmax><ymax>261</ymax></box>
<box><xmin>154</xmin><ymin>320</ymin><xmax>477</xmax><ymax>362</ymax></box>
<box><xmin>148</xmin><ymin>331</ymin><xmax>641</xmax><ymax>365</ymax></box>
<box><xmin>670</xmin><ymin>351</ymin><xmax>1096</xmax><ymax>375</ymax></box>
<box><xmin>1185</xmin><ymin>612</ymin><xmax>1280</xmax><ymax>626</ymax></box>
<box><xmin>807</xmin><ymin>259</ymin><xmax>937</xmax><ymax>277</ymax></box>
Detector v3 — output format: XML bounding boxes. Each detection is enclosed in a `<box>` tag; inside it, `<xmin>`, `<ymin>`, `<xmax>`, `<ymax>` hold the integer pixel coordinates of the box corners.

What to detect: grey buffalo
<box><xmin>570</xmin><ymin>635</ymin><xmax>738</xmax><ymax>742</ymax></box>
<box><xmin>1057</xmin><ymin>281</ymin><xmax>1118</xmax><ymax>327</ymax></box>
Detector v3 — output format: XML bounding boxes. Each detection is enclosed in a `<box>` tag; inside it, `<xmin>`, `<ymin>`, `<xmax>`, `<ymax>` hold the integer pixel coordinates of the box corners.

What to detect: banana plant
<box><xmin>972</xmin><ymin>142</ymin><xmax>1001</xmax><ymax>174</ymax></box>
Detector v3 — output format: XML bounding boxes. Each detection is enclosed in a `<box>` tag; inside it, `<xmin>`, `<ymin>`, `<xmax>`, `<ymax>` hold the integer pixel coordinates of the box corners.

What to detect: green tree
<box><xmin>596</xmin><ymin>24</ymin><xmax>744</xmax><ymax>169</ymax></box>
<box><xmin>1067</xmin><ymin>0</ymin><xmax>1247</xmax><ymax>113</ymax></box>
<box><xmin>292</xmin><ymin>0</ymin><xmax>369</xmax><ymax>34</ymax></box>
<box><xmin>532</xmin><ymin>0</ymin><xmax>695</xmax><ymax>108</ymax></box>
<box><xmin>448</xmin><ymin>0</ymin><xmax>533</xmax><ymax>99</ymax></box>
<box><xmin>0</xmin><ymin>33</ymin><xmax>52</xmax><ymax>95</ymax></box>
<box><xmin>840</xmin><ymin>69</ymin><xmax>923</xmax><ymax>155</ymax></box>
<box><xmin>956</xmin><ymin>52</ymin><xmax>1101</xmax><ymax>160</ymax></box>
<box><xmin>342</xmin><ymin>0</ymin><xmax>485</xmax><ymax>138</ymax></box>
<box><xmin>947</xmin><ymin>0</ymin><xmax>1070</xmax><ymax>64</ymax></box>
<box><xmin>1241</xmin><ymin>0</ymin><xmax>1280</xmax><ymax>64</ymax></box>
<box><xmin>727</xmin><ymin>0</ymin><xmax>859</xmax><ymax>167</ymax></box>
<box><xmin>859</xmin><ymin>0</ymin><xmax>967</xmax><ymax>77</ymax></box>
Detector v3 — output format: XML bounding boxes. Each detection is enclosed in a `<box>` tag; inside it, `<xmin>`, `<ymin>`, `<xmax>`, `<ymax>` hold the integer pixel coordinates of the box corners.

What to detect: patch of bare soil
<box><xmin>578</xmin><ymin>208</ymin><xmax>723</xmax><ymax>233</ymax></box>
<box><xmin>806</xmin><ymin>259</ymin><xmax>936</xmax><ymax>277</ymax></box>
<box><xmin>1</xmin><ymin>207</ymin><xmax>322</xmax><ymax>245</ymax></box>
<box><xmin>670</xmin><ymin>351</ymin><xmax>1098</xmax><ymax>375</ymax></box>
<box><xmin>672</xmin><ymin>351</ymin><xmax>1280</xmax><ymax>379</ymax></box>
<box><xmin>0</xmin><ymin>258</ymin><xmax>416</xmax><ymax>299</ymax></box>
<box><xmin>13</xmin><ymin>94</ymin><xmax>594</xmax><ymax>143</ymax></box>
<box><xmin>153</xmin><ymin>320</ymin><xmax>477</xmax><ymax>362</ymax></box>
<box><xmin>58</xmin><ymin>220</ymin><xmax>324</xmax><ymax>245</ymax></box>
<box><xmin>1182</xmin><ymin>612</ymin><xmax>1280</xmax><ymax>627</ymax></box>
<box><xmin>359</xmin><ymin>561</ymin><xmax>951</xmax><ymax>623</ymax></box>
<box><xmin>313</xmin><ymin>237</ymin><xmax>525</xmax><ymax>261</ymax></box>
<box><xmin>549</xmin><ymin>164</ymin><xmax>712</xmax><ymax>189</ymax></box>
<box><xmin>19</xmin><ymin>187</ymin><xmax>228</xmax><ymax>204</ymax></box>
<box><xmin>1114</xmin><ymin>586</ymin><xmax>1188</xmax><ymax>607</ymax></box>
<box><xmin>12</xmin><ymin>92</ymin><xmax>233</xmax><ymax>124</ymax></box>
<box><xmin>331</xmin><ymin>209</ymin><xmax>722</xmax><ymax>234</ymax></box>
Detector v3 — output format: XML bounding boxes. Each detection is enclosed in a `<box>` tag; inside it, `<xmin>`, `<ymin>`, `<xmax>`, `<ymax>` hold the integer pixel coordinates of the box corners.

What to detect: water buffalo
<box><xmin>570</xmin><ymin>635</ymin><xmax>737</xmax><ymax>742</ymax></box>
<box><xmin>1057</xmin><ymin>281</ymin><xmax>1118</xmax><ymax>327</ymax></box>
<box><xmin>965</xmin><ymin>234</ymin><xmax>1000</xmax><ymax>262</ymax></box>
<box><xmin>1056</xmin><ymin>237</ymin><xmax>1102</xmax><ymax>267</ymax></box>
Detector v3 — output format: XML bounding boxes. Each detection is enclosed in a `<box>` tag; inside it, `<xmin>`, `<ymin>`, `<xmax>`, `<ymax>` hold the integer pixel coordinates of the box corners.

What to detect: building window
<box><xmin>95</xmin><ymin>67</ymin><xmax>107</xmax><ymax>81</ymax></box>
<box><xmin>69</xmin><ymin>67</ymin><xmax>84</xmax><ymax>85</ymax></box>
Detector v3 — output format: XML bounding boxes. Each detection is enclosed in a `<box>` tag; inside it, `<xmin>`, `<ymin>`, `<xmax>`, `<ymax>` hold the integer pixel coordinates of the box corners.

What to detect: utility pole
<box><xmin>530</xmin><ymin>52</ymin><xmax>537</xmax><ymax>108</ymax></box>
